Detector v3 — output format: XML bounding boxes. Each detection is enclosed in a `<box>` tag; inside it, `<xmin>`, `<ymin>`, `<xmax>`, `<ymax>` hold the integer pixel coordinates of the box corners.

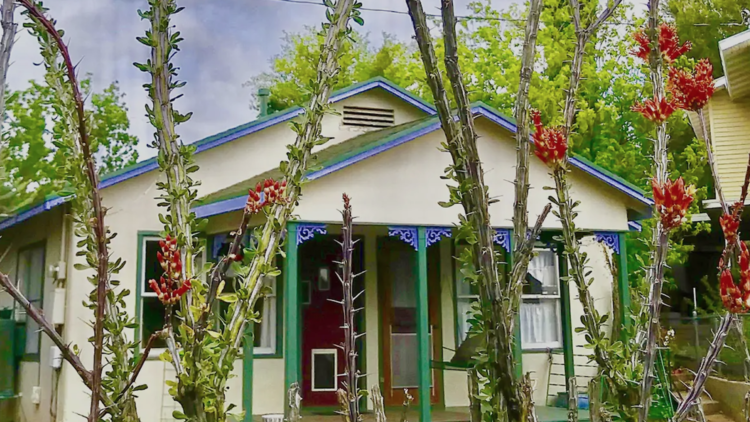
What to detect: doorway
<box><xmin>299</xmin><ymin>234</ymin><xmax>365</xmax><ymax>407</ymax></box>
<box><xmin>377</xmin><ymin>236</ymin><xmax>442</xmax><ymax>406</ymax></box>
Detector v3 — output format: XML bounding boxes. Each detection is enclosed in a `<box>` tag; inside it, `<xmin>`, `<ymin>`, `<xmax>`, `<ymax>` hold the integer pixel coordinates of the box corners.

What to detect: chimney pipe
<box><xmin>258</xmin><ymin>88</ymin><xmax>270</xmax><ymax>117</ymax></box>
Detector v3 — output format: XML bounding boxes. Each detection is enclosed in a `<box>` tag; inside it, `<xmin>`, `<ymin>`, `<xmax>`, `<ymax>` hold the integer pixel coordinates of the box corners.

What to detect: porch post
<box><xmin>505</xmin><ymin>231</ymin><xmax>524</xmax><ymax>379</ymax></box>
<box><xmin>557</xmin><ymin>244</ymin><xmax>576</xmax><ymax>391</ymax></box>
<box><xmin>284</xmin><ymin>222</ymin><xmax>300</xmax><ymax>391</ymax></box>
<box><xmin>243</xmin><ymin>324</ymin><xmax>254</xmax><ymax>421</ymax></box>
<box><xmin>416</xmin><ymin>227</ymin><xmax>431</xmax><ymax>422</ymax></box>
<box><xmin>617</xmin><ymin>232</ymin><xmax>631</xmax><ymax>331</ymax></box>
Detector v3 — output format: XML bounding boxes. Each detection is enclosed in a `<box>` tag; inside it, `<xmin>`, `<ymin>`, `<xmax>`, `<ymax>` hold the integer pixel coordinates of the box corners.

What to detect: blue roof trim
<box><xmin>98</xmin><ymin>78</ymin><xmax>436</xmax><ymax>190</ymax></box>
<box><xmin>0</xmin><ymin>196</ymin><xmax>71</xmax><ymax>231</ymax></box>
<box><xmin>628</xmin><ymin>221</ymin><xmax>643</xmax><ymax>232</ymax></box>
<box><xmin>194</xmin><ymin>196</ymin><xmax>247</xmax><ymax>219</ymax></box>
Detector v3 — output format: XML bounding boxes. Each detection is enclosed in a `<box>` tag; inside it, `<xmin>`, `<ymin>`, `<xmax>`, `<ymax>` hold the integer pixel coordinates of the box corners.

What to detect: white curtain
<box><xmin>520</xmin><ymin>250</ymin><xmax>561</xmax><ymax>348</ymax></box>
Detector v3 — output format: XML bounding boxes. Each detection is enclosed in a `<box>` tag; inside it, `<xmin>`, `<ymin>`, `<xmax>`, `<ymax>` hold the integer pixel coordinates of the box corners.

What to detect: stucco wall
<box><xmin>0</xmin><ymin>208</ymin><xmax>66</xmax><ymax>422</ymax></box>
<box><xmin>291</xmin><ymin>118</ymin><xmax>633</xmax><ymax>230</ymax></box>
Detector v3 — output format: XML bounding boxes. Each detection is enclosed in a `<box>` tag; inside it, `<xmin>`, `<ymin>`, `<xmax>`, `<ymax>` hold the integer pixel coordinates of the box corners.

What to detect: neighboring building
<box><xmin>680</xmin><ymin>29</ymin><xmax>750</xmax><ymax>314</ymax></box>
<box><xmin>0</xmin><ymin>77</ymin><xmax>649</xmax><ymax>422</ymax></box>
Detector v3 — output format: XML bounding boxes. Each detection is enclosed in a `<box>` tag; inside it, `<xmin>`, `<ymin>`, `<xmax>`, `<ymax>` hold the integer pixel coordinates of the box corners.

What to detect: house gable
<box><xmin>195</xmin><ymin>104</ymin><xmax>649</xmax><ymax>231</ymax></box>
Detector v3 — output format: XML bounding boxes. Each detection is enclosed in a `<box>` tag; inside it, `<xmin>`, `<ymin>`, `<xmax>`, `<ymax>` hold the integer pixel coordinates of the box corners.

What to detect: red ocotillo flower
<box><xmin>651</xmin><ymin>177</ymin><xmax>695</xmax><ymax>230</ymax></box>
<box><xmin>632</xmin><ymin>97</ymin><xmax>677</xmax><ymax>123</ymax></box>
<box><xmin>720</xmin><ymin>212</ymin><xmax>740</xmax><ymax>245</ymax></box>
<box><xmin>668</xmin><ymin>59</ymin><xmax>715</xmax><ymax>111</ymax></box>
<box><xmin>531</xmin><ymin>110</ymin><xmax>567</xmax><ymax>168</ymax></box>
<box><xmin>149</xmin><ymin>235</ymin><xmax>192</xmax><ymax>305</ymax></box>
<box><xmin>631</xmin><ymin>23</ymin><xmax>692</xmax><ymax>63</ymax></box>
<box><xmin>246</xmin><ymin>178</ymin><xmax>287</xmax><ymax>213</ymax></box>
<box><xmin>721</xmin><ymin>243</ymin><xmax>750</xmax><ymax>313</ymax></box>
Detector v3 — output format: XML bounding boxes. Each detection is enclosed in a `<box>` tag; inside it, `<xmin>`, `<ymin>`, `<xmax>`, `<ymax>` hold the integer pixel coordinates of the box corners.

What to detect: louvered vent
<box><xmin>342</xmin><ymin>106</ymin><xmax>395</xmax><ymax>128</ymax></box>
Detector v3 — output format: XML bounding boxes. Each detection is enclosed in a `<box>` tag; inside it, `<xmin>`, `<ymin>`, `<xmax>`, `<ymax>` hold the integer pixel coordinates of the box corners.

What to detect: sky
<box><xmin>9</xmin><ymin>0</ymin><xmax>520</xmax><ymax>160</ymax></box>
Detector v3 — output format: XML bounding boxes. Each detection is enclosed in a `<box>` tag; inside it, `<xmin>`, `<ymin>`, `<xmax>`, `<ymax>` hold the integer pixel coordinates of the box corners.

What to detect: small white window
<box><xmin>311</xmin><ymin>349</ymin><xmax>338</xmax><ymax>392</ymax></box>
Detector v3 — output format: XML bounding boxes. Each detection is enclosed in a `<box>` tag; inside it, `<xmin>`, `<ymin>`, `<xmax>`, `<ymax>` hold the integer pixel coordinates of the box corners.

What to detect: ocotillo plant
<box><xmin>333</xmin><ymin>193</ymin><xmax>364</xmax><ymax>422</ymax></box>
<box><xmin>134</xmin><ymin>0</ymin><xmax>364</xmax><ymax>419</ymax></box>
<box><xmin>0</xmin><ymin>2</ymin><xmax>143</xmax><ymax>421</ymax></box>
<box><xmin>405</xmin><ymin>1</ymin><xmax>549</xmax><ymax>420</ymax></box>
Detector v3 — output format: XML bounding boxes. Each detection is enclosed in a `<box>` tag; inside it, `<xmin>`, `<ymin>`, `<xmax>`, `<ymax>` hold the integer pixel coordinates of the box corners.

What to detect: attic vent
<box><xmin>342</xmin><ymin>106</ymin><xmax>395</xmax><ymax>128</ymax></box>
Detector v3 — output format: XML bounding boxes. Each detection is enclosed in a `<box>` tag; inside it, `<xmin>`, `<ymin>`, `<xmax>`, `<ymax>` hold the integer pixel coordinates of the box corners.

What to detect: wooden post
<box><xmin>284</xmin><ymin>222</ymin><xmax>300</xmax><ymax>394</ymax></box>
<box><xmin>243</xmin><ymin>323</ymin><xmax>254</xmax><ymax>421</ymax></box>
<box><xmin>416</xmin><ymin>227</ymin><xmax>431</xmax><ymax>422</ymax></box>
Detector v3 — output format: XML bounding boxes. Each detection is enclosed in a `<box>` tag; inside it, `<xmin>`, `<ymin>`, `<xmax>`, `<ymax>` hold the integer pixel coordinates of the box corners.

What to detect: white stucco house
<box><xmin>0</xmin><ymin>77</ymin><xmax>650</xmax><ymax>422</ymax></box>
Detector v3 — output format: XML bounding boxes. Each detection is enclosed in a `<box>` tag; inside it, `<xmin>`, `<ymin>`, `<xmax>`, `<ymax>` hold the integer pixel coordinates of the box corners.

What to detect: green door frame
<box><xmin>284</xmin><ymin>222</ymin><xmax>301</xmax><ymax>404</ymax></box>
<box><xmin>617</xmin><ymin>232</ymin><xmax>631</xmax><ymax>331</ymax></box>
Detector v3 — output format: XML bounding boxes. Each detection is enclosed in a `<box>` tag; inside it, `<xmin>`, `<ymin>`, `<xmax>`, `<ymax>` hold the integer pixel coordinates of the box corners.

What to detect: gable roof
<box><xmin>0</xmin><ymin>78</ymin><xmax>651</xmax><ymax>231</ymax></box>
<box><xmin>193</xmin><ymin>102</ymin><xmax>652</xmax><ymax>219</ymax></box>
<box><xmin>0</xmin><ymin>77</ymin><xmax>435</xmax><ymax>232</ymax></box>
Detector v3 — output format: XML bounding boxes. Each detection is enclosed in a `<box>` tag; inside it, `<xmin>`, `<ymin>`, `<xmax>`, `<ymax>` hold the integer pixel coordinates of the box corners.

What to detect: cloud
<box><xmin>8</xmin><ymin>0</ymin><xmax>516</xmax><ymax>159</ymax></box>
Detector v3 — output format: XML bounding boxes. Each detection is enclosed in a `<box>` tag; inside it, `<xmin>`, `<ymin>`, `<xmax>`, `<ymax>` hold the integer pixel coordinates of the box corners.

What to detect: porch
<box><xmin>230</xmin><ymin>221</ymin><xmax>629</xmax><ymax>422</ymax></box>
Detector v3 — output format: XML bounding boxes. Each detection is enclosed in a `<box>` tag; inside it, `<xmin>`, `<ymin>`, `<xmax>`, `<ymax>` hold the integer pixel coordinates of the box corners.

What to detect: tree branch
<box><xmin>0</xmin><ymin>0</ymin><xmax>16</xmax><ymax>128</ymax></box>
<box><xmin>112</xmin><ymin>331</ymin><xmax>161</xmax><ymax>405</ymax></box>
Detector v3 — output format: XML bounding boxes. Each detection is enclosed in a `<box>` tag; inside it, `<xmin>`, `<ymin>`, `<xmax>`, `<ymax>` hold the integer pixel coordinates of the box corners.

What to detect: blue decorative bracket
<box><xmin>388</xmin><ymin>226</ymin><xmax>419</xmax><ymax>250</ymax></box>
<box><xmin>297</xmin><ymin>224</ymin><xmax>327</xmax><ymax>246</ymax></box>
<box><xmin>425</xmin><ymin>227</ymin><xmax>451</xmax><ymax>248</ymax></box>
<box><xmin>211</xmin><ymin>233</ymin><xmax>228</xmax><ymax>260</ymax></box>
<box><xmin>594</xmin><ymin>232</ymin><xmax>620</xmax><ymax>255</ymax></box>
<box><xmin>493</xmin><ymin>228</ymin><xmax>511</xmax><ymax>253</ymax></box>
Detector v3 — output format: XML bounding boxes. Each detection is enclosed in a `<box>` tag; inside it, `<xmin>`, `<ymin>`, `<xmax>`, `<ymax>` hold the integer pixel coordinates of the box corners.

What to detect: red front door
<box><xmin>299</xmin><ymin>235</ymin><xmax>364</xmax><ymax>407</ymax></box>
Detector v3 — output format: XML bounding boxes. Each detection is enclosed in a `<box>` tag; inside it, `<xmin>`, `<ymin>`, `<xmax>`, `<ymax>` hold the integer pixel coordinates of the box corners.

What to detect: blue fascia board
<box><xmin>0</xmin><ymin>196</ymin><xmax>71</xmax><ymax>231</ymax></box>
<box><xmin>193</xmin><ymin>104</ymin><xmax>652</xmax><ymax>218</ymax></box>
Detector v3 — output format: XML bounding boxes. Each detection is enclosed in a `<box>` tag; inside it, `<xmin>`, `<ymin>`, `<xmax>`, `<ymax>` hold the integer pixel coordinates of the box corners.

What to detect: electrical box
<box><xmin>49</xmin><ymin>346</ymin><xmax>62</xmax><ymax>370</ymax></box>
<box><xmin>30</xmin><ymin>386</ymin><xmax>41</xmax><ymax>405</ymax></box>
<box><xmin>54</xmin><ymin>261</ymin><xmax>67</xmax><ymax>281</ymax></box>
<box><xmin>52</xmin><ymin>288</ymin><xmax>66</xmax><ymax>326</ymax></box>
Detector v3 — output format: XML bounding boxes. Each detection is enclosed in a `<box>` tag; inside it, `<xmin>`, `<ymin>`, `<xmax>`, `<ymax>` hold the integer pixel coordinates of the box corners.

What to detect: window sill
<box><xmin>522</xmin><ymin>347</ymin><xmax>564</xmax><ymax>354</ymax></box>
<box><xmin>142</xmin><ymin>348</ymin><xmax>282</xmax><ymax>360</ymax></box>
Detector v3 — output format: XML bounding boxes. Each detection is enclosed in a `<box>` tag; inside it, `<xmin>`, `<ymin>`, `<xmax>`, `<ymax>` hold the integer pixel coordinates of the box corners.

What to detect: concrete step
<box><xmin>702</xmin><ymin>395</ymin><xmax>722</xmax><ymax>416</ymax></box>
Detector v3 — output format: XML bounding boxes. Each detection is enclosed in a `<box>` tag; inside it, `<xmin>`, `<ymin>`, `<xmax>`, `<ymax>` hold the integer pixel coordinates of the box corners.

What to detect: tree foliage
<box><xmin>2</xmin><ymin>76</ymin><xmax>139</xmax><ymax>210</ymax></box>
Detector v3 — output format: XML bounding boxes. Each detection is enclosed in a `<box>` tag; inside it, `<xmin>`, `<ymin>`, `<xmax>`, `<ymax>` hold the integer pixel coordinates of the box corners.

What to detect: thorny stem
<box><xmin>0</xmin><ymin>0</ymin><xmax>15</xmax><ymax>127</ymax></box>
<box><xmin>637</xmin><ymin>0</ymin><xmax>672</xmax><ymax>418</ymax></box>
<box><xmin>337</xmin><ymin>194</ymin><xmax>362</xmax><ymax>422</ymax></box>
<box><xmin>113</xmin><ymin>331</ymin><xmax>162</xmax><ymax>405</ymax></box>
<box><xmin>18</xmin><ymin>2</ymin><xmax>110</xmax><ymax>419</ymax></box>
<box><xmin>673</xmin><ymin>314</ymin><xmax>735</xmax><ymax>422</ymax></box>
<box><xmin>217</xmin><ymin>0</ymin><xmax>357</xmax><ymax>376</ymax></box>
<box><xmin>407</xmin><ymin>0</ymin><xmax>521</xmax><ymax>419</ymax></box>
<box><xmin>734</xmin><ymin>318</ymin><xmax>750</xmax><ymax>383</ymax></box>
<box><xmin>148</xmin><ymin>0</ymin><xmax>196</xmax><ymax>334</ymax></box>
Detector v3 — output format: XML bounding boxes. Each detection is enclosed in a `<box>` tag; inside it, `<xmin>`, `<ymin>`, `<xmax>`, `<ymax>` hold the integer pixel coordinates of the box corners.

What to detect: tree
<box><xmin>667</xmin><ymin>0</ymin><xmax>750</xmax><ymax>78</ymax></box>
<box><xmin>2</xmin><ymin>77</ymin><xmax>139</xmax><ymax>210</ymax></box>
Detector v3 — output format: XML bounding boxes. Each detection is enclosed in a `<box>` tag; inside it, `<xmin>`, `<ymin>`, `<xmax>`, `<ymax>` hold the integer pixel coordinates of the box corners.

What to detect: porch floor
<box><xmin>257</xmin><ymin>406</ymin><xmax>589</xmax><ymax>422</ymax></box>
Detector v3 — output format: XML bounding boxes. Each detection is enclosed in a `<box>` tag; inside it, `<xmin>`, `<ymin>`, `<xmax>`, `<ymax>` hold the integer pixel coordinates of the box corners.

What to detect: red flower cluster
<box><xmin>720</xmin><ymin>243</ymin><xmax>750</xmax><ymax>313</ymax></box>
<box><xmin>246</xmin><ymin>178</ymin><xmax>287</xmax><ymax>213</ymax></box>
<box><xmin>631</xmin><ymin>23</ymin><xmax>691</xmax><ymax>63</ymax></box>
<box><xmin>531</xmin><ymin>110</ymin><xmax>567</xmax><ymax>168</ymax></box>
<box><xmin>149</xmin><ymin>235</ymin><xmax>192</xmax><ymax>305</ymax></box>
<box><xmin>631</xmin><ymin>97</ymin><xmax>677</xmax><ymax>123</ymax></box>
<box><xmin>651</xmin><ymin>177</ymin><xmax>695</xmax><ymax>230</ymax></box>
<box><xmin>721</xmin><ymin>212</ymin><xmax>741</xmax><ymax>245</ymax></box>
<box><xmin>668</xmin><ymin>59</ymin><xmax>715</xmax><ymax>111</ymax></box>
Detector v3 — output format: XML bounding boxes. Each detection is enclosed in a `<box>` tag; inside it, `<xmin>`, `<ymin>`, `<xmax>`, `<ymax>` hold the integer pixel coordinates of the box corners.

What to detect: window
<box><xmin>17</xmin><ymin>243</ymin><xmax>46</xmax><ymax>359</ymax></box>
<box><xmin>520</xmin><ymin>249</ymin><xmax>563</xmax><ymax>349</ymax></box>
<box><xmin>140</xmin><ymin>237</ymin><xmax>176</xmax><ymax>349</ymax></box>
<box><xmin>212</xmin><ymin>234</ymin><xmax>280</xmax><ymax>355</ymax></box>
<box><xmin>311</xmin><ymin>349</ymin><xmax>338</xmax><ymax>391</ymax></box>
<box><xmin>454</xmin><ymin>245</ymin><xmax>563</xmax><ymax>350</ymax></box>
